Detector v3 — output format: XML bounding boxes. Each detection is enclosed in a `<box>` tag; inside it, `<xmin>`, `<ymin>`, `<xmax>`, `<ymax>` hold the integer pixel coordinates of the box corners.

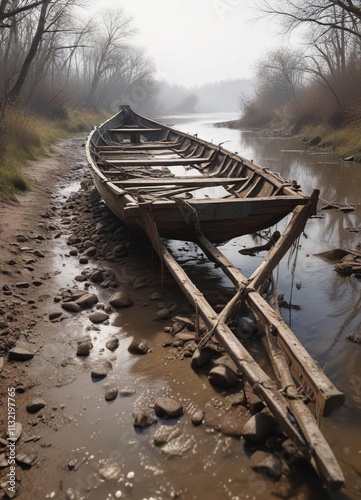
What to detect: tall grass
<box><xmin>0</xmin><ymin>106</ymin><xmax>107</xmax><ymax>197</ymax></box>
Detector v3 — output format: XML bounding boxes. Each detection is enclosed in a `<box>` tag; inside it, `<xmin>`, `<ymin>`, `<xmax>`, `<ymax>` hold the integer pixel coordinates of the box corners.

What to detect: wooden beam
<box><xmin>108</xmin><ymin>127</ymin><xmax>163</xmax><ymax>133</ymax></box>
<box><xmin>110</xmin><ymin>176</ymin><xmax>248</xmax><ymax>187</ymax></box>
<box><xmin>100</xmin><ymin>157</ymin><xmax>213</xmax><ymax>167</ymax></box>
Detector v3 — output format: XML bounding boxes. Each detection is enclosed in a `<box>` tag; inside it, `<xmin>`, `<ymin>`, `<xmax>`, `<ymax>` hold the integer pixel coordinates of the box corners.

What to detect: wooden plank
<box><xmin>108</xmin><ymin>127</ymin><xmax>163</xmax><ymax>133</ymax></box>
<box><xmin>110</xmin><ymin>177</ymin><xmax>248</xmax><ymax>187</ymax></box>
<box><xmin>100</xmin><ymin>157</ymin><xmax>213</xmax><ymax>167</ymax></box>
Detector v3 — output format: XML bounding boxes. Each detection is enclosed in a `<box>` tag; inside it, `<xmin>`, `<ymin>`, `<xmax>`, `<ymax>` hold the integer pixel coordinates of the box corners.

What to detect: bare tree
<box><xmin>0</xmin><ymin>0</ymin><xmax>47</xmax><ymax>28</ymax></box>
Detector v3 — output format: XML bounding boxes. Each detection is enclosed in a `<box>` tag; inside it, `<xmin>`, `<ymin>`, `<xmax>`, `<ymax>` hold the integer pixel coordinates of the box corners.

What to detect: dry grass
<box><xmin>0</xmin><ymin>107</ymin><xmax>108</xmax><ymax>196</ymax></box>
<box><xmin>300</xmin><ymin>123</ymin><xmax>361</xmax><ymax>155</ymax></box>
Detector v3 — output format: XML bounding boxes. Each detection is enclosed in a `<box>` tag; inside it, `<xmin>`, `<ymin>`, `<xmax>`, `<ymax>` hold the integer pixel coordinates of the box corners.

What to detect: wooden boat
<box><xmin>86</xmin><ymin>106</ymin><xmax>346</xmax><ymax>492</ymax></box>
<box><xmin>86</xmin><ymin>105</ymin><xmax>309</xmax><ymax>244</ymax></box>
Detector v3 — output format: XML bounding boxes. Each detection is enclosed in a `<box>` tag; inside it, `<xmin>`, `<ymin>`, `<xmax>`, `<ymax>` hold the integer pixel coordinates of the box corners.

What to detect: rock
<box><xmin>113</xmin><ymin>244</ymin><xmax>125</xmax><ymax>254</ymax></box>
<box><xmin>106</xmin><ymin>337</ymin><xmax>119</xmax><ymax>351</ymax></box>
<box><xmin>15</xmin><ymin>282</ymin><xmax>30</xmax><ymax>289</ymax></box>
<box><xmin>251</xmin><ymin>451</ymin><xmax>283</xmax><ymax>479</ymax></box>
<box><xmin>109</xmin><ymin>291</ymin><xmax>133</xmax><ymax>308</ymax></box>
<box><xmin>105</xmin><ymin>388</ymin><xmax>118</xmax><ymax>401</ymax></box>
<box><xmin>89</xmin><ymin>311</ymin><xmax>109</xmax><ymax>324</ymax></box>
<box><xmin>62</xmin><ymin>301</ymin><xmax>81</xmax><ymax>313</ymax></box>
<box><xmin>91</xmin><ymin>361</ymin><xmax>112</xmax><ymax>379</ymax></box>
<box><xmin>85</xmin><ymin>246</ymin><xmax>97</xmax><ymax>257</ymax></box>
<box><xmin>79</xmin><ymin>257</ymin><xmax>88</xmax><ymax>264</ymax></box>
<box><xmin>153</xmin><ymin>425</ymin><xmax>182</xmax><ymax>446</ymax></box>
<box><xmin>34</xmin><ymin>250</ymin><xmax>44</xmax><ymax>258</ymax></box>
<box><xmin>76</xmin><ymin>341</ymin><xmax>93</xmax><ymax>357</ymax></box>
<box><xmin>49</xmin><ymin>311</ymin><xmax>62</xmax><ymax>321</ymax></box>
<box><xmin>133</xmin><ymin>409</ymin><xmax>157</xmax><ymax>428</ymax></box>
<box><xmin>15</xmin><ymin>452</ymin><xmax>38</xmax><ymax>468</ymax></box>
<box><xmin>174</xmin><ymin>332</ymin><xmax>196</xmax><ymax>342</ymax></box>
<box><xmin>157</xmin><ymin>308</ymin><xmax>171</xmax><ymax>319</ymax></box>
<box><xmin>160</xmin><ymin>435</ymin><xmax>194</xmax><ymax>457</ymax></box>
<box><xmin>347</xmin><ymin>331</ymin><xmax>361</xmax><ymax>343</ymax></box>
<box><xmin>213</xmin><ymin>354</ymin><xmax>238</xmax><ymax>373</ymax></box>
<box><xmin>244</xmin><ymin>383</ymin><xmax>265</xmax><ymax>414</ymax></box>
<box><xmin>128</xmin><ymin>339</ymin><xmax>150</xmax><ymax>355</ymax></box>
<box><xmin>32</xmin><ymin>280</ymin><xmax>43</xmax><ymax>287</ymax></box>
<box><xmin>191</xmin><ymin>410</ymin><xmax>204</xmax><ymax>426</ymax></box>
<box><xmin>67</xmin><ymin>235</ymin><xmax>81</xmax><ymax>245</ymax></box>
<box><xmin>208</xmin><ymin>365</ymin><xmax>239</xmax><ymax>389</ymax></box>
<box><xmin>150</xmin><ymin>292</ymin><xmax>162</xmax><ymax>301</ymax></box>
<box><xmin>242</xmin><ymin>413</ymin><xmax>278</xmax><ymax>443</ymax></box>
<box><xmin>119</xmin><ymin>388</ymin><xmax>136</xmax><ymax>397</ymax></box>
<box><xmin>8</xmin><ymin>347</ymin><xmax>34</xmax><ymax>361</ymax></box>
<box><xmin>154</xmin><ymin>397</ymin><xmax>183</xmax><ymax>419</ymax></box>
<box><xmin>75</xmin><ymin>293</ymin><xmax>98</xmax><ymax>309</ymax></box>
<box><xmin>90</xmin><ymin>270</ymin><xmax>104</xmax><ymax>283</ymax></box>
<box><xmin>26</xmin><ymin>398</ymin><xmax>46</xmax><ymax>414</ymax></box>
<box><xmin>191</xmin><ymin>348</ymin><xmax>213</xmax><ymax>369</ymax></box>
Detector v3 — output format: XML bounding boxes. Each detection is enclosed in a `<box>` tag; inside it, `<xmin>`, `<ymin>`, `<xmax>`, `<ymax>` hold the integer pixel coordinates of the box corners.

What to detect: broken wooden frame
<box><xmin>138</xmin><ymin>191</ymin><xmax>345</xmax><ymax>493</ymax></box>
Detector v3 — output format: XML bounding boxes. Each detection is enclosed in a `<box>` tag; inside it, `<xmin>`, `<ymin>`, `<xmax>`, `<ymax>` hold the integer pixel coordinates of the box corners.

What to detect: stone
<box><xmin>79</xmin><ymin>257</ymin><xmax>88</xmax><ymax>264</ymax></box>
<box><xmin>15</xmin><ymin>452</ymin><xmax>38</xmax><ymax>468</ymax></box>
<box><xmin>213</xmin><ymin>354</ymin><xmax>238</xmax><ymax>373</ymax></box>
<box><xmin>208</xmin><ymin>365</ymin><xmax>239</xmax><ymax>389</ymax></box>
<box><xmin>7</xmin><ymin>422</ymin><xmax>22</xmax><ymax>443</ymax></box>
<box><xmin>154</xmin><ymin>397</ymin><xmax>183</xmax><ymax>419</ymax></box>
<box><xmin>191</xmin><ymin>348</ymin><xmax>213</xmax><ymax>369</ymax></box>
<box><xmin>150</xmin><ymin>292</ymin><xmax>162</xmax><ymax>301</ymax></box>
<box><xmin>153</xmin><ymin>425</ymin><xmax>182</xmax><ymax>446</ymax></box>
<box><xmin>91</xmin><ymin>270</ymin><xmax>104</xmax><ymax>283</ymax></box>
<box><xmin>76</xmin><ymin>341</ymin><xmax>93</xmax><ymax>357</ymax></box>
<box><xmin>128</xmin><ymin>339</ymin><xmax>150</xmax><ymax>355</ymax></box>
<box><xmin>75</xmin><ymin>293</ymin><xmax>98</xmax><ymax>309</ymax></box>
<box><xmin>119</xmin><ymin>388</ymin><xmax>136</xmax><ymax>397</ymax></box>
<box><xmin>160</xmin><ymin>435</ymin><xmax>194</xmax><ymax>457</ymax></box>
<box><xmin>244</xmin><ymin>383</ymin><xmax>264</xmax><ymax>414</ymax></box>
<box><xmin>49</xmin><ymin>311</ymin><xmax>62</xmax><ymax>321</ymax></box>
<box><xmin>62</xmin><ymin>301</ymin><xmax>81</xmax><ymax>313</ymax></box>
<box><xmin>34</xmin><ymin>250</ymin><xmax>45</xmax><ymax>258</ymax></box>
<box><xmin>251</xmin><ymin>451</ymin><xmax>283</xmax><ymax>479</ymax></box>
<box><xmin>91</xmin><ymin>361</ymin><xmax>112</xmax><ymax>379</ymax></box>
<box><xmin>157</xmin><ymin>308</ymin><xmax>171</xmax><ymax>319</ymax></box>
<box><xmin>26</xmin><ymin>398</ymin><xmax>46</xmax><ymax>414</ymax></box>
<box><xmin>15</xmin><ymin>282</ymin><xmax>30</xmax><ymax>289</ymax></box>
<box><xmin>133</xmin><ymin>409</ymin><xmax>157</xmax><ymax>428</ymax></box>
<box><xmin>105</xmin><ymin>388</ymin><xmax>118</xmax><ymax>401</ymax></box>
<box><xmin>89</xmin><ymin>311</ymin><xmax>109</xmax><ymax>324</ymax></box>
<box><xmin>109</xmin><ymin>291</ymin><xmax>133</xmax><ymax>308</ymax></box>
<box><xmin>85</xmin><ymin>246</ymin><xmax>97</xmax><ymax>257</ymax></box>
<box><xmin>242</xmin><ymin>413</ymin><xmax>278</xmax><ymax>443</ymax></box>
<box><xmin>113</xmin><ymin>244</ymin><xmax>125</xmax><ymax>254</ymax></box>
<box><xmin>191</xmin><ymin>410</ymin><xmax>204</xmax><ymax>426</ymax></box>
<box><xmin>106</xmin><ymin>337</ymin><xmax>119</xmax><ymax>351</ymax></box>
<box><xmin>67</xmin><ymin>235</ymin><xmax>81</xmax><ymax>245</ymax></box>
<box><xmin>8</xmin><ymin>348</ymin><xmax>34</xmax><ymax>361</ymax></box>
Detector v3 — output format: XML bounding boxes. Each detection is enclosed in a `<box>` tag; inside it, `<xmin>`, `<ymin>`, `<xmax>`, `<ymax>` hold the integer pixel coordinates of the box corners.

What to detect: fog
<box><xmin>89</xmin><ymin>0</ymin><xmax>294</xmax><ymax>87</ymax></box>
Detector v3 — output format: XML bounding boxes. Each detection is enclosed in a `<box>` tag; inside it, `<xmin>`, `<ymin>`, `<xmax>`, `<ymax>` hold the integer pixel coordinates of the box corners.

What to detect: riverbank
<box><xmin>0</xmin><ymin>107</ymin><xmax>107</xmax><ymax>199</ymax></box>
<box><xmin>215</xmin><ymin>117</ymin><xmax>361</xmax><ymax>159</ymax></box>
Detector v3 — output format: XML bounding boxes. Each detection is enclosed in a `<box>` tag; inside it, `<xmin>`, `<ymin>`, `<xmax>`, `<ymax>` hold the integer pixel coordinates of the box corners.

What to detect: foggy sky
<box><xmin>90</xmin><ymin>0</ymin><xmax>296</xmax><ymax>86</ymax></box>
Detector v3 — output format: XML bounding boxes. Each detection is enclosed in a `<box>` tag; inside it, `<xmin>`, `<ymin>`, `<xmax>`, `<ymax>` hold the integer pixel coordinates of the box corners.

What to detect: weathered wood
<box><xmin>108</xmin><ymin>127</ymin><xmax>163</xmax><ymax>133</ymax></box>
<box><xmin>111</xmin><ymin>176</ymin><xmax>248</xmax><ymax>187</ymax></box>
<box><xmin>196</xmin><ymin>201</ymin><xmax>345</xmax><ymax>419</ymax></box>
<box><xmin>102</xmin><ymin>157</ymin><xmax>213</xmax><ymax>167</ymax></box>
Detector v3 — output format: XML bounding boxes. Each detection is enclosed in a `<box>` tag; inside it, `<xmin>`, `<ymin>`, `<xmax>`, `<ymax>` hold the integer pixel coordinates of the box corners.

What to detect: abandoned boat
<box><xmin>85</xmin><ymin>106</ymin><xmax>309</xmax><ymax>243</ymax></box>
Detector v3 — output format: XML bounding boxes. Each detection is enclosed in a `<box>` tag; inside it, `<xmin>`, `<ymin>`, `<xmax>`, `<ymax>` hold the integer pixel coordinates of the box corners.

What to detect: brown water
<box><xmin>37</xmin><ymin>115</ymin><xmax>360</xmax><ymax>500</ymax></box>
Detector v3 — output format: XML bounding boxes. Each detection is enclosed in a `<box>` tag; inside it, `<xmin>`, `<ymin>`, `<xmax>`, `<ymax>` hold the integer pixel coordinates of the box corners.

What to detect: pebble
<box><xmin>251</xmin><ymin>450</ymin><xmax>283</xmax><ymax>479</ymax></box>
<box><xmin>242</xmin><ymin>413</ymin><xmax>278</xmax><ymax>443</ymax></box>
<box><xmin>76</xmin><ymin>341</ymin><xmax>93</xmax><ymax>357</ymax></box>
<box><xmin>105</xmin><ymin>387</ymin><xmax>119</xmax><ymax>401</ymax></box>
<box><xmin>49</xmin><ymin>312</ymin><xmax>63</xmax><ymax>321</ymax></box>
<box><xmin>90</xmin><ymin>270</ymin><xmax>104</xmax><ymax>283</ymax></box>
<box><xmin>8</xmin><ymin>347</ymin><xmax>34</xmax><ymax>361</ymax></box>
<box><xmin>15</xmin><ymin>452</ymin><xmax>38</xmax><ymax>468</ymax></box>
<box><xmin>191</xmin><ymin>410</ymin><xmax>204</xmax><ymax>426</ymax></box>
<box><xmin>191</xmin><ymin>348</ymin><xmax>213</xmax><ymax>369</ymax></box>
<box><xmin>15</xmin><ymin>282</ymin><xmax>30</xmax><ymax>289</ymax></box>
<box><xmin>7</xmin><ymin>422</ymin><xmax>22</xmax><ymax>443</ymax></box>
<box><xmin>91</xmin><ymin>361</ymin><xmax>112</xmax><ymax>379</ymax></box>
<box><xmin>150</xmin><ymin>292</ymin><xmax>162</xmax><ymax>301</ymax></box>
<box><xmin>89</xmin><ymin>311</ymin><xmax>109</xmax><ymax>324</ymax></box>
<box><xmin>347</xmin><ymin>331</ymin><xmax>361</xmax><ymax>343</ymax></box>
<box><xmin>128</xmin><ymin>339</ymin><xmax>150</xmax><ymax>355</ymax></box>
<box><xmin>154</xmin><ymin>397</ymin><xmax>183</xmax><ymax>419</ymax></box>
<box><xmin>26</xmin><ymin>398</ymin><xmax>46</xmax><ymax>414</ymax></box>
<box><xmin>157</xmin><ymin>308</ymin><xmax>171</xmax><ymax>320</ymax></box>
<box><xmin>34</xmin><ymin>250</ymin><xmax>45</xmax><ymax>258</ymax></box>
<box><xmin>67</xmin><ymin>235</ymin><xmax>81</xmax><ymax>245</ymax></box>
<box><xmin>75</xmin><ymin>293</ymin><xmax>98</xmax><ymax>309</ymax></box>
<box><xmin>109</xmin><ymin>291</ymin><xmax>133</xmax><ymax>308</ymax></box>
<box><xmin>133</xmin><ymin>409</ymin><xmax>158</xmax><ymax>428</ymax></box>
<box><xmin>106</xmin><ymin>337</ymin><xmax>119</xmax><ymax>351</ymax></box>
<box><xmin>62</xmin><ymin>301</ymin><xmax>81</xmax><ymax>313</ymax></box>
<box><xmin>79</xmin><ymin>257</ymin><xmax>88</xmax><ymax>264</ymax></box>
<box><xmin>208</xmin><ymin>365</ymin><xmax>239</xmax><ymax>388</ymax></box>
<box><xmin>85</xmin><ymin>246</ymin><xmax>97</xmax><ymax>257</ymax></box>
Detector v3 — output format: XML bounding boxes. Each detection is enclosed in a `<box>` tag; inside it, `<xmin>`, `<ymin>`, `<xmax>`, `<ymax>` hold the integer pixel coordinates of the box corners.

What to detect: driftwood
<box><xmin>139</xmin><ymin>201</ymin><xmax>344</xmax><ymax>493</ymax></box>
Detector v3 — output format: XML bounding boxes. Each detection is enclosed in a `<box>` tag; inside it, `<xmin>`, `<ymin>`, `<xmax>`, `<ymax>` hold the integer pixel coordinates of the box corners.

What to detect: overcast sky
<box><xmin>89</xmin><ymin>0</ymin><xmax>296</xmax><ymax>87</ymax></box>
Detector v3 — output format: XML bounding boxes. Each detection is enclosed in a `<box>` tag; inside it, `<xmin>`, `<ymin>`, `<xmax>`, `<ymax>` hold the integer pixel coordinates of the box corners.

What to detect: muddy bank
<box><xmin>0</xmin><ymin>135</ymin><xmax>359</xmax><ymax>500</ymax></box>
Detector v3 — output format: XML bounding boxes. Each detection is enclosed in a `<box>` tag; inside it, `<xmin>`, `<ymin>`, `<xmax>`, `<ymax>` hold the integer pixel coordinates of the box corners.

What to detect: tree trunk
<box><xmin>7</xmin><ymin>0</ymin><xmax>51</xmax><ymax>101</ymax></box>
